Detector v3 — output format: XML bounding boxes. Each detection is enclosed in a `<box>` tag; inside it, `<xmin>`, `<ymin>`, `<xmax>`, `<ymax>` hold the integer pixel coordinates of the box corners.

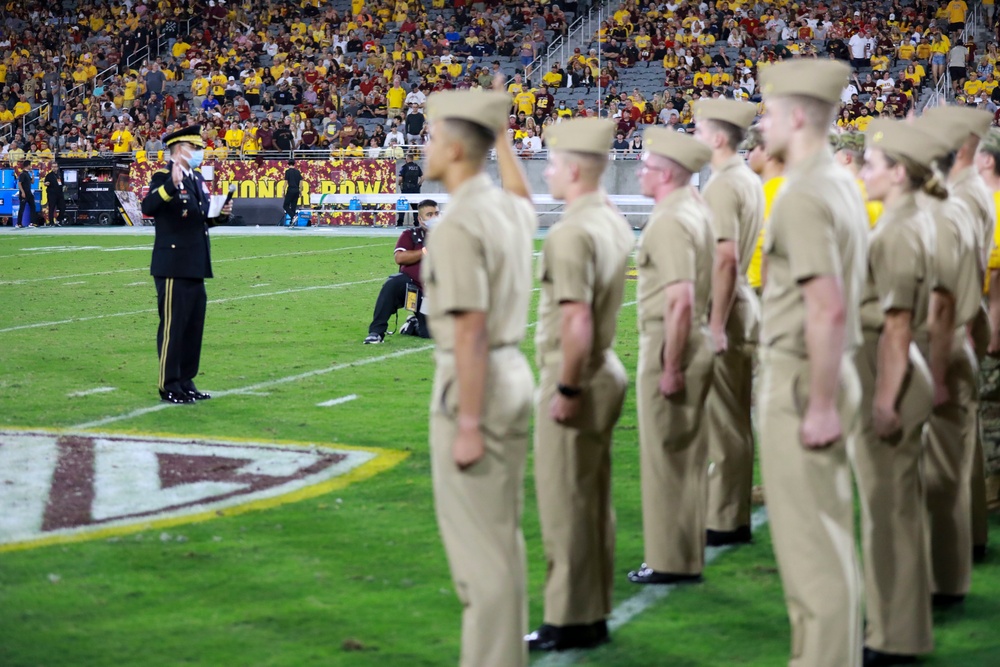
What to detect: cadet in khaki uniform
<box><xmin>914</xmin><ymin>115</ymin><xmax>984</xmax><ymax>607</ymax></box>
<box><xmin>692</xmin><ymin>99</ymin><xmax>765</xmax><ymax>545</ymax></box>
<box><xmin>421</xmin><ymin>89</ymin><xmax>538</xmax><ymax>667</ymax></box>
<box><xmin>924</xmin><ymin>105</ymin><xmax>996</xmax><ymax>561</ymax></box>
<box><xmin>855</xmin><ymin>120</ymin><xmax>941</xmax><ymax>666</ymax></box>
<box><xmin>526</xmin><ymin>118</ymin><xmax>634</xmax><ymax>653</ymax></box>
<box><xmin>975</xmin><ymin>129</ymin><xmax>1000</xmax><ymax>517</ymax></box>
<box><xmin>743</xmin><ymin>126</ymin><xmax>786</xmax><ymax>294</ymax></box>
<box><xmin>757</xmin><ymin>60</ymin><xmax>867</xmax><ymax>667</ymax></box>
<box><xmin>627</xmin><ymin>128</ymin><xmax>715</xmax><ymax>585</ymax></box>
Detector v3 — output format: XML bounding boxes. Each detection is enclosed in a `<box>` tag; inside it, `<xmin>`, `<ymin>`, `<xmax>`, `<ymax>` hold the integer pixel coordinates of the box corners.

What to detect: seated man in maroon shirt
<box><xmin>363</xmin><ymin>199</ymin><xmax>439</xmax><ymax>343</ymax></box>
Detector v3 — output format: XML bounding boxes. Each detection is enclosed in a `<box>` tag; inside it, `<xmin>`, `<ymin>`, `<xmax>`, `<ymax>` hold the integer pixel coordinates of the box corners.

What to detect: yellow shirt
<box><xmin>917</xmin><ymin>42</ymin><xmax>932</xmax><ymax>60</ymax></box>
<box><xmin>191</xmin><ymin>77</ymin><xmax>209</xmax><ymax>96</ymax></box>
<box><xmin>986</xmin><ymin>191</ymin><xmax>1000</xmax><ymax>292</ymax></box>
<box><xmin>225</xmin><ymin>128</ymin><xmax>244</xmax><ymax>148</ymax></box>
<box><xmin>211</xmin><ymin>74</ymin><xmax>228</xmax><ymax>96</ymax></box>
<box><xmin>386</xmin><ymin>86</ymin><xmax>406</xmax><ymax>109</ymax></box>
<box><xmin>747</xmin><ymin>175</ymin><xmax>786</xmax><ymax>288</ymax></box>
<box><xmin>856</xmin><ymin>179</ymin><xmax>883</xmax><ymax>228</ymax></box>
<box><xmin>514</xmin><ymin>90</ymin><xmax>535</xmax><ymax>114</ymax></box>
<box><xmin>855</xmin><ymin>115</ymin><xmax>873</xmax><ymax>132</ymax></box>
<box><xmin>111</xmin><ymin>130</ymin><xmax>133</xmax><ymax>153</ymax></box>
<box><xmin>948</xmin><ymin>0</ymin><xmax>968</xmax><ymax>23</ymax></box>
<box><xmin>0</xmin><ymin>109</ymin><xmax>13</xmax><ymax>123</ymax></box>
<box><xmin>13</xmin><ymin>100</ymin><xmax>31</xmax><ymax>118</ymax></box>
<box><xmin>898</xmin><ymin>43</ymin><xmax>915</xmax><ymax>60</ymax></box>
<box><xmin>965</xmin><ymin>79</ymin><xmax>984</xmax><ymax>96</ymax></box>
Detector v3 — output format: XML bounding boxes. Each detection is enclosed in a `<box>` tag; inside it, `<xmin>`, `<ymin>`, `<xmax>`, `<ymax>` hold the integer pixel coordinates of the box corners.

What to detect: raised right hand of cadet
<box><xmin>800</xmin><ymin>403</ymin><xmax>841</xmax><ymax>449</ymax></box>
<box><xmin>453</xmin><ymin>423</ymin><xmax>486</xmax><ymax>470</ymax></box>
<box><xmin>171</xmin><ymin>157</ymin><xmax>186</xmax><ymax>188</ymax></box>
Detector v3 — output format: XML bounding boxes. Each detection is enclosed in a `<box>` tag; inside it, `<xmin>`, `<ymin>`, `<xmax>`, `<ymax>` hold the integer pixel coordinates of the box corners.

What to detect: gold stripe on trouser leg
<box><xmin>159</xmin><ymin>278</ymin><xmax>173</xmax><ymax>391</ymax></box>
<box><xmin>758</xmin><ymin>350</ymin><xmax>862</xmax><ymax>667</ymax></box>
<box><xmin>853</xmin><ymin>335</ymin><xmax>934</xmax><ymax>655</ymax></box>
<box><xmin>535</xmin><ymin>353</ymin><xmax>626</xmax><ymax>626</ymax></box>
<box><xmin>430</xmin><ymin>349</ymin><xmax>532</xmax><ymax>667</ymax></box>
<box><xmin>924</xmin><ymin>335</ymin><xmax>976</xmax><ymax>595</ymax></box>
<box><xmin>637</xmin><ymin>326</ymin><xmax>714</xmax><ymax>574</ymax></box>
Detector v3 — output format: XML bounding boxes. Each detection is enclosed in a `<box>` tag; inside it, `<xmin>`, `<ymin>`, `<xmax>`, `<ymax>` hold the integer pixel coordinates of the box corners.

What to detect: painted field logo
<box><xmin>0</xmin><ymin>430</ymin><xmax>406</xmax><ymax>552</ymax></box>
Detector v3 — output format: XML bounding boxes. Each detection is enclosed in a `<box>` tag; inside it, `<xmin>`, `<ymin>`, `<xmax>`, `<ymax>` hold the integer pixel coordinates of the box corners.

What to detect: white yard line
<box><xmin>67</xmin><ymin>386</ymin><xmax>117</xmax><ymax>398</ymax></box>
<box><xmin>316</xmin><ymin>394</ymin><xmax>359</xmax><ymax>407</ymax></box>
<box><xmin>0</xmin><ymin>277</ymin><xmax>382</xmax><ymax>334</ymax></box>
<box><xmin>533</xmin><ymin>507</ymin><xmax>770</xmax><ymax>667</ymax></box>
<box><xmin>72</xmin><ymin>347</ymin><xmax>432</xmax><ymax>430</ymax></box>
<box><xmin>62</xmin><ymin>281</ymin><xmax>85</xmax><ymax>285</ymax></box>
<box><xmin>0</xmin><ymin>244</ymin><xmax>384</xmax><ymax>286</ymax></box>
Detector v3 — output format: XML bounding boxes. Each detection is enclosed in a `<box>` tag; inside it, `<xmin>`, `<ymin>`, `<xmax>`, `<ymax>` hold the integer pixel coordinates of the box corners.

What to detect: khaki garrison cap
<box><xmin>740</xmin><ymin>125</ymin><xmax>763</xmax><ymax>151</ymax></box>
<box><xmin>760</xmin><ymin>59</ymin><xmax>851</xmax><ymax>105</ymax></box>
<box><xmin>865</xmin><ymin>119</ymin><xmax>949</xmax><ymax>168</ymax></box>
<box><xmin>910</xmin><ymin>116</ymin><xmax>968</xmax><ymax>154</ymax></box>
<box><xmin>694</xmin><ymin>98</ymin><xmax>757</xmax><ymax>130</ymax></box>
<box><xmin>921</xmin><ymin>106</ymin><xmax>994</xmax><ymax>150</ymax></box>
<box><xmin>644</xmin><ymin>127</ymin><xmax>712</xmax><ymax>172</ymax></box>
<box><xmin>425</xmin><ymin>90</ymin><xmax>511</xmax><ymax>135</ymax></box>
<box><xmin>833</xmin><ymin>132</ymin><xmax>866</xmax><ymax>153</ymax></box>
<box><xmin>545</xmin><ymin>118</ymin><xmax>615</xmax><ymax>155</ymax></box>
<box><xmin>979</xmin><ymin>128</ymin><xmax>1000</xmax><ymax>156</ymax></box>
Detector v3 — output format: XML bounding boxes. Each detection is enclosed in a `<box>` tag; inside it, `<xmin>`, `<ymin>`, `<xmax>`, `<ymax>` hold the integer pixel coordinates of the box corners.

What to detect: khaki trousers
<box><xmin>535</xmin><ymin>350</ymin><xmax>628</xmax><ymax>625</ymax></box>
<box><xmin>637</xmin><ymin>324</ymin><xmax>714</xmax><ymax>574</ymax></box>
<box><xmin>923</xmin><ymin>333</ymin><xmax>977</xmax><ymax>595</ymax></box>
<box><xmin>707</xmin><ymin>289</ymin><xmax>760</xmax><ymax>531</ymax></box>
<box><xmin>430</xmin><ymin>348</ymin><xmax>534</xmax><ymax>667</ymax></box>
<box><xmin>758</xmin><ymin>348</ymin><xmax>863</xmax><ymax>667</ymax></box>
<box><xmin>853</xmin><ymin>332</ymin><xmax>934</xmax><ymax>655</ymax></box>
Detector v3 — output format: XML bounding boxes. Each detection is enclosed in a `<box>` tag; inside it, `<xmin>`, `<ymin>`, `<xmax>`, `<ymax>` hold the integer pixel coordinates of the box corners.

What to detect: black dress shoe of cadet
<box><xmin>160</xmin><ymin>390</ymin><xmax>195</xmax><ymax>404</ymax></box>
<box><xmin>863</xmin><ymin>647</ymin><xmax>918</xmax><ymax>666</ymax></box>
<box><xmin>931</xmin><ymin>593</ymin><xmax>965</xmax><ymax>609</ymax></box>
<box><xmin>706</xmin><ymin>525</ymin><xmax>753</xmax><ymax>547</ymax></box>
<box><xmin>184</xmin><ymin>389</ymin><xmax>212</xmax><ymax>401</ymax></box>
<box><xmin>627</xmin><ymin>564</ymin><xmax>703</xmax><ymax>585</ymax></box>
<box><xmin>973</xmin><ymin>544</ymin><xmax>987</xmax><ymax>563</ymax></box>
<box><xmin>526</xmin><ymin>621</ymin><xmax>609</xmax><ymax>652</ymax></box>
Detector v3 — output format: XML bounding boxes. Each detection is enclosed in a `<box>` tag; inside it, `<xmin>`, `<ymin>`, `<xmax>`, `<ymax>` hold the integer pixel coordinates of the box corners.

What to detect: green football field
<box><xmin>1</xmin><ymin>230</ymin><xmax>998</xmax><ymax>667</ymax></box>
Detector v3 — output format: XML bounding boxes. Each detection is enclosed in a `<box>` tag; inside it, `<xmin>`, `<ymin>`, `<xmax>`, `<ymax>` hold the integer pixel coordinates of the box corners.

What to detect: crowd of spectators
<box><xmin>0</xmin><ymin>0</ymin><xmax>998</xmax><ymax>164</ymax></box>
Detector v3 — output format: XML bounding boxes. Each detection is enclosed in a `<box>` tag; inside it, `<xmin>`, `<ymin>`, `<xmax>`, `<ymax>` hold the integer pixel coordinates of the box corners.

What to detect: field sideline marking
<box><xmin>70</xmin><ymin>300</ymin><xmax>638</xmax><ymax>430</ymax></box>
<box><xmin>0</xmin><ymin>277</ymin><xmax>383</xmax><ymax>334</ymax></box>
<box><xmin>533</xmin><ymin>507</ymin><xmax>770</xmax><ymax>667</ymax></box>
<box><xmin>0</xmin><ymin>243</ymin><xmax>384</xmax><ymax>286</ymax></box>
<box><xmin>317</xmin><ymin>394</ymin><xmax>359</xmax><ymax>407</ymax></box>
<box><xmin>67</xmin><ymin>387</ymin><xmax>117</xmax><ymax>398</ymax></box>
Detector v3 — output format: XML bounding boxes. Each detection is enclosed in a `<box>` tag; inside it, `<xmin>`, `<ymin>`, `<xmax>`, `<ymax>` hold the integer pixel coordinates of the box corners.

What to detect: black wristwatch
<box><xmin>557</xmin><ymin>383</ymin><xmax>583</xmax><ymax>398</ymax></box>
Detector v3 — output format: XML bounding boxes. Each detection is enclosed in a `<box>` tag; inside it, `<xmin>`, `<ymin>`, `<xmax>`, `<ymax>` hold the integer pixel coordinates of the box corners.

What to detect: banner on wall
<box><xmin>129</xmin><ymin>159</ymin><xmax>399</xmax><ymax>226</ymax></box>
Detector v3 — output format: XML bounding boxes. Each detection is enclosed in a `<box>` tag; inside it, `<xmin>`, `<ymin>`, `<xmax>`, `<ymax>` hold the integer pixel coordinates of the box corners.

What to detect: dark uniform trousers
<box><xmin>282</xmin><ymin>188</ymin><xmax>300</xmax><ymax>222</ymax></box>
<box><xmin>535</xmin><ymin>350</ymin><xmax>627</xmax><ymax>625</ymax></box>
<box><xmin>367</xmin><ymin>273</ymin><xmax>428</xmax><ymax>337</ymax></box>
<box><xmin>430</xmin><ymin>347</ymin><xmax>533</xmax><ymax>667</ymax></box>
<box><xmin>155</xmin><ymin>276</ymin><xmax>207</xmax><ymax>394</ymax></box>
<box><xmin>758</xmin><ymin>349</ymin><xmax>863</xmax><ymax>667</ymax></box>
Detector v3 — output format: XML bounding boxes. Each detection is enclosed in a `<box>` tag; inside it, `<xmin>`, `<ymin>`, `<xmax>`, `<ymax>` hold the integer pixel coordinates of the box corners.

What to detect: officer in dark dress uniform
<box><xmin>140</xmin><ymin>124</ymin><xmax>231</xmax><ymax>404</ymax></box>
<box><xmin>44</xmin><ymin>167</ymin><xmax>65</xmax><ymax>226</ymax></box>
<box><xmin>282</xmin><ymin>159</ymin><xmax>303</xmax><ymax>224</ymax></box>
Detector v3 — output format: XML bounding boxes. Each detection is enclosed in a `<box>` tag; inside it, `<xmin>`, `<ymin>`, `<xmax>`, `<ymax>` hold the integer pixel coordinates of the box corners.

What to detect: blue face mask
<box><xmin>188</xmin><ymin>149</ymin><xmax>205</xmax><ymax>169</ymax></box>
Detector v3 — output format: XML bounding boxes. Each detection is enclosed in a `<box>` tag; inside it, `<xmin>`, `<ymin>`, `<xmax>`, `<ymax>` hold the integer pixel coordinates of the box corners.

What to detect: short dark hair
<box><xmin>288</xmin><ymin>159</ymin><xmax>296</xmax><ymax>165</ymax></box>
<box><xmin>417</xmin><ymin>199</ymin><xmax>438</xmax><ymax>211</ymax></box>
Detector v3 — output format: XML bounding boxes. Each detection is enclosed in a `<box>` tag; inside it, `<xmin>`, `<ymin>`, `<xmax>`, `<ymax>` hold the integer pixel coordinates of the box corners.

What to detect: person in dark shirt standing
<box><xmin>14</xmin><ymin>161</ymin><xmax>35</xmax><ymax>228</ymax></box>
<box><xmin>140</xmin><ymin>124</ymin><xmax>232</xmax><ymax>404</ymax></box>
<box><xmin>282</xmin><ymin>159</ymin><xmax>303</xmax><ymax>224</ymax></box>
<box><xmin>397</xmin><ymin>151</ymin><xmax>423</xmax><ymax>226</ymax></box>
<box><xmin>272</xmin><ymin>119</ymin><xmax>295</xmax><ymax>154</ymax></box>
<box><xmin>43</xmin><ymin>166</ymin><xmax>65</xmax><ymax>226</ymax></box>
<box><xmin>364</xmin><ymin>199</ymin><xmax>438</xmax><ymax>343</ymax></box>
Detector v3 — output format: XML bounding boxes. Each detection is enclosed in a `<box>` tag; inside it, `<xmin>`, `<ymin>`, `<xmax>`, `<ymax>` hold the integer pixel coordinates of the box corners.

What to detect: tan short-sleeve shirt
<box><xmin>922</xmin><ymin>193</ymin><xmax>982</xmax><ymax>327</ymax></box>
<box><xmin>859</xmin><ymin>194</ymin><xmax>934</xmax><ymax>333</ymax></box>
<box><xmin>951</xmin><ymin>166</ymin><xmax>996</xmax><ymax>268</ymax></box>
<box><xmin>535</xmin><ymin>191</ymin><xmax>635</xmax><ymax>365</ymax></box>
<box><xmin>636</xmin><ymin>186</ymin><xmax>715</xmax><ymax>326</ymax></box>
<box><xmin>761</xmin><ymin>148</ymin><xmax>868</xmax><ymax>356</ymax></box>
<box><xmin>423</xmin><ymin>173</ymin><xmax>538</xmax><ymax>351</ymax></box>
<box><xmin>702</xmin><ymin>155</ymin><xmax>765</xmax><ymax>279</ymax></box>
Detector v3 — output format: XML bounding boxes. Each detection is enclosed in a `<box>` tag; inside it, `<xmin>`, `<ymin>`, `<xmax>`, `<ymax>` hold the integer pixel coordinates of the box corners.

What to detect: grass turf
<box><xmin>1</xmin><ymin>232</ymin><xmax>998</xmax><ymax>667</ymax></box>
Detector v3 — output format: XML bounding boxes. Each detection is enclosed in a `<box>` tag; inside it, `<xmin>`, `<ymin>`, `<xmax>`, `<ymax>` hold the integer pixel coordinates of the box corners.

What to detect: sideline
<box><xmin>533</xmin><ymin>508</ymin><xmax>770</xmax><ymax>667</ymax></box>
<box><xmin>0</xmin><ymin>277</ymin><xmax>383</xmax><ymax>334</ymax></box>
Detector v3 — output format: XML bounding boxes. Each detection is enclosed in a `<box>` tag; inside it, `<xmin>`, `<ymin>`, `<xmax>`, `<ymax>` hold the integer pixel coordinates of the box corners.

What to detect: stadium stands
<box><xmin>0</xmin><ymin>0</ymin><xmax>998</xmax><ymax>164</ymax></box>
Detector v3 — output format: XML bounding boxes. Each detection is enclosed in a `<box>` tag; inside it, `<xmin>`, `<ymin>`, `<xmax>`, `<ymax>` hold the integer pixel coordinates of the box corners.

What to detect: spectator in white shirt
<box><xmin>404</xmin><ymin>85</ymin><xmax>426</xmax><ymax>110</ymax></box>
<box><xmin>849</xmin><ymin>28</ymin><xmax>873</xmax><ymax>68</ymax></box>
<box><xmin>523</xmin><ymin>128</ymin><xmax>542</xmax><ymax>153</ymax></box>
<box><xmin>385</xmin><ymin>126</ymin><xmax>406</xmax><ymax>146</ymax></box>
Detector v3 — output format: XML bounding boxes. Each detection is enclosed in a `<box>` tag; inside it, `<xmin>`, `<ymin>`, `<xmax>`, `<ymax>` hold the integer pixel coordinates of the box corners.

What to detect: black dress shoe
<box><xmin>525</xmin><ymin>621</ymin><xmax>609</xmax><ymax>652</ymax></box>
<box><xmin>863</xmin><ymin>647</ymin><xmax>918</xmax><ymax>666</ymax></box>
<box><xmin>932</xmin><ymin>593</ymin><xmax>965</xmax><ymax>609</ymax></box>
<box><xmin>973</xmin><ymin>544</ymin><xmax>987</xmax><ymax>563</ymax></box>
<box><xmin>184</xmin><ymin>389</ymin><xmax>212</xmax><ymax>401</ymax></box>
<box><xmin>627</xmin><ymin>564</ymin><xmax>703</xmax><ymax>585</ymax></box>
<box><xmin>159</xmin><ymin>390</ymin><xmax>195</xmax><ymax>404</ymax></box>
<box><xmin>706</xmin><ymin>525</ymin><xmax>753</xmax><ymax>546</ymax></box>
